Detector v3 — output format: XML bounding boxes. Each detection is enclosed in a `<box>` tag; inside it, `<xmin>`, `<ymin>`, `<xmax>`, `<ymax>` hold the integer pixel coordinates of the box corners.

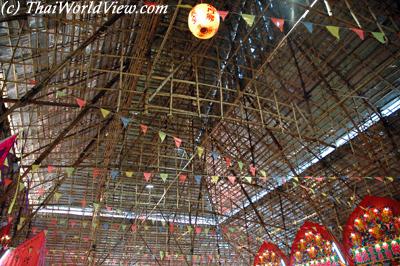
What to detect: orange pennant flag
<box><xmin>174</xmin><ymin>137</ymin><xmax>182</xmax><ymax>148</ymax></box>
<box><xmin>140</xmin><ymin>124</ymin><xmax>148</xmax><ymax>134</ymax></box>
<box><xmin>271</xmin><ymin>17</ymin><xmax>284</xmax><ymax>32</ymax></box>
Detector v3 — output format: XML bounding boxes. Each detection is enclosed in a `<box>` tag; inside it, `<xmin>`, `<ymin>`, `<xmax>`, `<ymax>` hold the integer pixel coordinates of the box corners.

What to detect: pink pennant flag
<box><xmin>106</xmin><ymin>206</ymin><xmax>112</xmax><ymax>211</ymax></box>
<box><xmin>131</xmin><ymin>224</ymin><xmax>137</xmax><ymax>232</ymax></box>
<box><xmin>228</xmin><ymin>176</ymin><xmax>236</xmax><ymax>185</ymax></box>
<box><xmin>179</xmin><ymin>174</ymin><xmax>187</xmax><ymax>184</ymax></box>
<box><xmin>271</xmin><ymin>17</ymin><xmax>284</xmax><ymax>32</ymax></box>
<box><xmin>143</xmin><ymin>172</ymin><xmax>152</xmax><ymax>182</ymax></box>
<box><xmin>47</xmin><ymin>165</ymin><xmax>54</xmax><ymax>173</ymax></box>
<box><xmin>76</xmin><ymin>98</ymin><xmax>86</xmax><ymax>108</ymax></box>
<box><xmin>249</xmin><ymin>164</ymin><xmax>256</xmax><ymax>176</ymax></box>
<box><xmin>224</xmin><ymin>157</ymin><xmax>231</xmax><ymax>168</ymax></box>
<box><xmin>375</xmin><ymin>176</ymin><xmax>384</xmax><ymax>182</ymax></box>
<box><xmin>315</xmin><ymin>177</ymin><xmax>324</xmax><ymax>182</ymax></box>
<box><xmin>174</xmin><ymin>137</ymin><xmax>182</xmax><ymax>148</ymax></box>
<box><xmin>218</xmin><ymin>10</ymin><xmax>229</xmax><ymax>21</ymax></box>
<box><xmin>50</xmin><ymin>218</ymin><xmax>57</xmax><ymax>225</ymax></box>
<box><xmin>351</xmin><ymin>28</ymin><xmax>365</xmax><ymax>40</ymax></box>
<box><xmin>195</xmin><ymin>227</ymin><xmax>202</xmax><ymax>234</ymax></box>
<box><xmin>140</xmin><ymin>124</ymin><xmax>148</xmax><ymax>134</ymax></box>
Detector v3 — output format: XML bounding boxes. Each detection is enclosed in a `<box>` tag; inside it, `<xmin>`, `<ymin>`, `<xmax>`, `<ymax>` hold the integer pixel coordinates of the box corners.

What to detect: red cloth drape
<box><xmin>0</xmin><ymin>231</ymin><xmax>46</xmax><ymax>266</ymax></box>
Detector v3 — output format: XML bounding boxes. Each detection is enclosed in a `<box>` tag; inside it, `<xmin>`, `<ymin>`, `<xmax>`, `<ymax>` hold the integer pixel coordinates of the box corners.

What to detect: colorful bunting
<box><xmin>160</xmin><ymin>173</ymin><xmax>168</xmax><ymax>182</ymax></box>
<box><xmin>158</xmin><ymin>131</ymin><xmax>167</xmax><ymax>142</ymax></box>
<box><xmin>173</xmin><ymin>137</ymin><xmax>182</xmax><ymax>148</ymax></box>
<box><xmin>195</xmin><ymin>175</ymin><xmax>202</xmax><ymax>184</ymax></box>
<box><xmin>120</xmin><ymin>117</ymin><xmax>131</xmax><ymax>128</ymax></box>
<box><xmin>218</xmin><ymin>10</ymin><xmax>229</xmax><ymax>21</ymax></box>
<box><xmin>3</xmin><ymin>178</ymin><xmax>12</xmax><ymax>187</ymax></box>
<box><xmin>326</xmin><ymin>25</ymin><xmax>340</xmax><ymax>39</ymax></box>
<box><xmin>197</xmin><ymin>146</ymin><xmax>204</xmax><ymax>158</ymax></box>
<box><xmin>76</xmin><ymin>98</ymin><xmax>86</xmax><ymax>108</ymax></box>
<box><xmin>211</xmin><ymin>151</ymin><xmax>219</xmax><ymax>161</ymax></box>
<box><xmin>244</xmin><ymin>176</ymin><xmax>252</xmax><ymax>183</ymax></box>
<box><xmin>271</xmin><ymin>17</ymin><xmax>284</xmax><ymax>32</ymax></box>
<box><xmin>372</xmin><ymin>32</ymin><xmax>385</xmax><ymax>43</ymax></box>
<box><xmin>178</xmin><ymin>174</ymin><xmax>187</xmax><ymax>184</ymax></box>
<box><xmin>351</xmin><ymin>28</ymin><xmax>365</xmax><ymax>40</ymax></box>
<box><xmin>241</xmin><ymin>14</ymin><xmax>255</xmax><ymax>27</ymax></box>
<box><xmin>140</xmin><ymin>124</ymin><xmax>148</xmax><ymax>134</ymax></box>
<box><xmin>238</xmin><ymin>161</ymin><xmax>243</xmax><ymax>171</ymax></box>
<box><xmin>144</xmin><ymin>172</ymin><xmax>152</xmax><ymax>182</ymax></box>
<box><xmin>110</xmin><ymin>170</ymin><xmax>119</xmax><ymax>180</ymax></box>
<box><xmin>65</xmin><ymin>167</ymin><xmax>74</xmax><ymax>177</ymax></box>
<box><xmin>126</xmin><ymin>171</ymin><xmax>133</xmax><ymax>178</ymax></box>
<box><xmin>303</xmin><ymin>21</ymin><xmax>313</xmax><ymax>33</ymax></box>
<box><xmin>211</xmin><ymin>175</ymin><xmax>219</xmax><ymax>184</ymax></box>
<box><xmin>47</xmin><ymin>165</ymin><xmax>54</xmax><ymax>173</ymax></box>
<box><xmin>31</xmin><ymin>164</ymin><xmax>40</xmax><ymax>172</ymax></box>
<box><xmin>228</xmin><ymin>176</ymin><xmax>236</xmax><ymax>185</ymax></box>
<box><xmin>100</xmin><ymin>108</ymin><xmax>111</xmax><ymax>118</ymax></box>
<box><xmin>224</xmin><ymin>157</ymin><xmax>231</xmax><ymax>167</ymax></box>
<box><xmin>249</xmin><ymin>164</ymin><xmax>256</xmax><ymax>176</ymax></box>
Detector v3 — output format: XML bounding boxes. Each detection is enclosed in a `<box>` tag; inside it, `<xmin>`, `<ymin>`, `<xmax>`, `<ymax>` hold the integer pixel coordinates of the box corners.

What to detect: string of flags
<box><xmin>175</xmin><ymin>3</ymin><xmax>394</xmax><ymax>44</ymax></box>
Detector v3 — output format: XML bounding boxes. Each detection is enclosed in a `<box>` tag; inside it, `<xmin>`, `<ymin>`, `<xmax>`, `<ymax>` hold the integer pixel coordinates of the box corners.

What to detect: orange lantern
<box><xmin>354</xmin><ymin>218</ymin><xmax>365</xmax><ymax>232</ymax></box>
<box><xmin>381</xmin><ymin>207</ymin><xmax>393</xmax><ymax>223</ymax></box>
<box><xmin>307</xmin><ymin>246</ymin><xmax>317</xmax><ymax>259</ymax></box>
<box><xmin>188</xmin><ymin>3</ymin><xmax>220</xmax><ymax>39</ymax></box>
<box><xmin>295</xmin><ymin>251</ymin><xmax>302</xmax><ymax>262</ymax></box>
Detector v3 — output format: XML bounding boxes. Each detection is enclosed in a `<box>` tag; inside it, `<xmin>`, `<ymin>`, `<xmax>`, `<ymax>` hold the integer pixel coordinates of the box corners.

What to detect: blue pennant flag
<box><xmin>102</xmin><ymin>223</ymin><xmax>109</xmax><ymax>230</ymax></box>
<box><xmin>303</xmin><ymin>21</ymin><xmax>313</xmax><ymax>33</ymax></box>
<box><xmin>120</xmin><ymin>117</ymin><xmax>131</xmax><ymax>128</ymax></box>
<box><xmin>111</xmin><ymin>170</ymin><xmax>119</xmax><ymax>180</ymax></box>
<box><xmin>195</xmin><ymin>175</ymin><xmax>202</xmax><ymax>184</ymax></box>
<box><xmin>211</xmin><ymin>151</ymin><xmax>219</xmax><ymax>161</ymax></box>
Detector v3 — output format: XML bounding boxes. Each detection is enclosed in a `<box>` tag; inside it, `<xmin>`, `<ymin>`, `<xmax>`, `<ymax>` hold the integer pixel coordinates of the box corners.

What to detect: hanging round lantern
<box><xmin>188</xmin><ymin>3</ymin><xmax>220</xmax><ymax>39</ymax></box>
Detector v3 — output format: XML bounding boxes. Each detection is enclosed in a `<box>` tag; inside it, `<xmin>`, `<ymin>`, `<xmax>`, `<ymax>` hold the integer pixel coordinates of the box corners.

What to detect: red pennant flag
<box><xmin>195</xmin><ymin>227</ymin><xmax>202</xmax><ymax>234</ymax></box>
<box><xmin>173</xmin><ymin>137</ymin><xmax>182</xmax><ymax>148</ymax></box>
<box><xmin>271</xmin><ymin>17</ymin><xmax>284</xmax><ymax>32</ymax></box>
<box><xmin>143</xmin><ymin>172</ymin><xmax>152</xmax><ymax>182</ymax></box>
<box><xmin>218</xmin><ymin>10</ymin><xmax>229</xmax><ymax>21</ymax></box>
<box><xmin>228</xmin><ymin>176</ymin><xmax>236</xmax><ymax>185</ymax></box>
<box><xmin>140</xmin><ymin>124</ymin><xmax>148</xmax><ymax>134</ymax></box>
<box><xmin>81</xmin><ymin>198</ymin><xmax>87</xmax><ymax>208</ymax></box>
<box><xmin>131</xmin><ymin>224</ymin><xmax>137</xmax><ymax>232</ymax></box>
<box><xmin>375</xmin><ymin>176</ymin><xmax>384</xmax><ymax>182</ymax></box>
<box><xmin>0</xmin><ymin>135</ymin><xmax>17</xmax><ymax>167</ymax></box>
<box><xmin>351</xmin><ymin>28</ymin><xmax>365</xmax><ymax>40</ymax></box>
<box><xmin>3</xmin><ymin>178</ymin><xmax>12</xmax><ymax>187</ymax></box>
<box><xmin>76</xmin><ymin>98</ymin><xmax>86</xmax><ymax>108</ymax></box>
<box><xmin>169</xmin><ymin>223</ymin><xmax>174</xmax><ymax>233</ymax></box>
<box><xmin>249</xmin><ymin>164</ymin><xmax>256</xmax><ymax>176</ymax></box>
<box><xmin>7</xmin><ymin>216</ymin><xmax>13</xmax><ymax>223</ymax></box>
<box><xmin>106</xmin><ymin>206</ymin><xmax>112</xmax><ymax>211</ymax></box>
<box><xmin>224</xmin><ymin>157</ymin><xmax>231</xmax><ymax>168</ymax></box>
<box><xmin>179</xmin><ymin>174</ymin><xmax>187</xmax><ymax>184</ymax></box>
<box><xmin>92</xmin><ymin>168</ymin><xmax>101</xmax><ymax>178</ymax></box>
<box><xmin>47</xmin><ymin>165</ymin><xmax>54</xmax><ymax>173</ymax></box>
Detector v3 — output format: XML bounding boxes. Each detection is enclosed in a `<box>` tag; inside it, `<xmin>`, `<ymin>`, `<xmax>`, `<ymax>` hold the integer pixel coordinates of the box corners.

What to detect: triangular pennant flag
<box><xmin>303</xmin><ymin>21</ymin><xmax>313</xmax><ymax>33</ymax></box>
<box><xmin>143</xmin><ymin>172</ymin><xmax>152</xmax><ymax>182</ymax></box>
<box><xmin>244</xmin><ymin>176</ymin><xmax>252</xmax><ymax>183</ymax></box>
<box><xmin>238</xmin><ymin>161</ymin><xmax>243</xmax><ymax>171</ymax></box>
<box><xmin>211</xmin><ymin>175</ymin><xmax>219</xmax><ymax>184</ymax></box>
<box><xmin>47</xmin><ymin>165</ymin><xmax>54</xmax><ymax>173</ymax></box>
<box><xmin>260</xmin><ymin>170</ymin><xmax>267</xmax><ymax>177</ymax></box>
<box><xmin>3</xmin><ymin>178</ymin><xmax>12</xmax><ymax>187</ymax></box>
<box><xmin>111</xmin><ymin>170</ymin><xmax>119</xmax><ymax>180</ymax></box>
<box><xmin>76</xmin><ymin>98</ymin><xmax>86</xmax><ymax>108</ymax></box>
<box><xmin>54</xmin><ymin>192</ymin><xmax>62</xmax><ymax>201</ymax></box>
<box><xmin>249</xmin><ymin>164</ymin><xmax>256</xmax><ymax>176</ymax></box>
<box><xmin>56</xmin><ymin>90</ymin><xmax>66</xmax><ymax>98</ymax></box>
<box><xmin>224</xmin><ymin>157</ymin><xmax>231</xmax><ymax>168</ymax></box>
<box><xmin>158</xmin><ymin>131</ymin><xmax>167</xmax><ymax>142</ymax></box>
<box><xmin>100</xmin><ymin>108</ymin><xmax>111</xmax><ymax>118</ymax></box>
<box><xmin>121</xmin><ymin>224</ymin><xmax>127</xmax><ymax>231</ymax></box>
<box><xmin>31</xmin><ymin>164</ymin><xmax>40</xmax><ymax>172</ymax></box>
<box><xmin>211</xmin><ymin>151</ymin><xmax>219</xmax><ymax>161</ymax></box>
<box><xmin>271</xmin><ymin>17</ymin><xmax>284</xmax><ymax>32</ymax></box>
<box><xmin>177</xmin><ymin>4</ymin><xmax>192</xmax><ymax>9</ymax></box>
<box><xmin>160</xmin><ymin>173</ymin><xmax>168</xmax><ymax>182</ymax></box>
<box><xmin>160</xmin><ymin>251</ymin><xmax>165</xmax><ymax>260</ymax></box>
<box><xmin>173</xmin><ymin>137</ymin><xmax>182</xmax><ymax>148</ymax></box>
<box><xmin>218</xmin><ymin>11</ymin><xmax>229</xmax><ymax>21</ymax></box>
<box><xmin>0</xmin><ymin>135</ymin><xmax>17</xmax><ymax>167</ymax></box>
<box><xmin>125</xmin><ymin>171</ymin><xmax>133</xmax><ymax>178</ymax></box>
<box><xmin>195</xmin><ymin>227</ymin><xmax>202</xmax><ymax>234</ymax></box>
<box><xmin>386</xmin><ymin>176</ymin><xmax>394</xmax><ymax>182</ymax></box>
<box><xmin>242</xmin><ymin>14</ymin><xmax>255</xmax><ymax>27</ymax></box>
<box><xmin>197</xmin><ymin>146</ymin><xmax>204</xmax><ymax>158</ymax></box>
<box><xmin>82</xmin><ymin>221</ymin><xmax>88</xmax><ymax>228</ymax></box>
<box><xmin>120</xmin><ymin>117</ymin><xmax>131</xmax><ymax>128</ymax></box>
<box><xmin>131</xmin><ymin>224</ymin><xmax>137</xmax><ymax>232</ymax></box>
<box><xmin>81</xmin><ymin>199</ymin><xmax>87</xmax><ymax>208</ymax></box>
<box><xmin>326</xmin><ymin>26</ymin><xmax>340</xmax><ymax>39</ymax></box>
<box><xmin>140</xmin><ymin>124</ymin><xmax>148</xmax><ymax>134</ymax></box>
<box><xmin>169</xmin><ymin>223</ymin><xmax>174</xmax><ymax>233</ymax></box>
<box><xmin>228</xmin><ymin>176</ymin><xmax>236</xmax><ymax>185</ymax></box>
<box><xmin>195</xmin><ymin>175</ymin><xmax>202</xmax><ymax>184</ymax></box>
<box><xmin>371</xmin><ymin>32</ymin><xmax>385</xmax><ymax>43</ymax></box>
<box><xmin>187</xmin><ymin>225</ymin><xmax>193</xmax><ymax>233</ymax></box>
<box><xmin>351</xmin><ymin>28</ymin><xmax>365</xmax><ymax>40</ymax></box>
<box><xmin>179</xmin><ymin>174</ymin><xmax>187</xmax><ymax>184</ymax></box>
<box><xmin>92</xmin><ymin>168</ymin><xmax>101</xmax><ymax>178</ymax></box>
<box><xmin>65</xmin><ymin>167</ymin><xmax>74</xmax><ymax>177</ymax></box>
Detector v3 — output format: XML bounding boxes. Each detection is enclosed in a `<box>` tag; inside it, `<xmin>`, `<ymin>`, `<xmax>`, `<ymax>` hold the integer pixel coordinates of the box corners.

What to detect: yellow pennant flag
<box><xmin>197</xmin><ymin>146</ymin><xmax>204</xmax><ymax>158</ymax></box>
<box><xmin>326</xmin><ymin>26</ymin><xmax>340</xmax><ymax>39</ymax></box>
<box><xmin>126</xmin><ymin>171</ymin><xmax>133</xmax><ymax>177</ymax></box>
<box><xmin>32</xmin><ymin>164</ymin><xmax>40</xmax><ymax>172</ymax></box>
<box><xmin>100</xmin><ymin>108</ymin><xmax>111</xmax><ymax>118</ymax></box>
<box><xmin>211</xmin><ymin>175</ymin><xmax>219</xmax><ymax>184</ymax></box>
<box><xmin>242</xmin><ymin>14</ymin><xmax>255</xmax><ymax>27</ymax></box>
<box><xmin>54</xmin><ymin>192</ymin><xmax>62</xmax><ymax>201</ymax></box>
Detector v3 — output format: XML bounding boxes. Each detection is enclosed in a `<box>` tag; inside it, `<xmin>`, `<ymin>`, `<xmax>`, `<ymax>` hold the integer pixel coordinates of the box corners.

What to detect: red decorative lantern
<box><xmin>188</xmin><ymin>4</ymin><xmax>220</xmax><ymax>39</ymax></box>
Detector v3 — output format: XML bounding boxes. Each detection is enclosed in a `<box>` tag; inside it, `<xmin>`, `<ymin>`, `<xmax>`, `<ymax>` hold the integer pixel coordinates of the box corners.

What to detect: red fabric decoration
<box><xmin>0</xmin><ymin>135</ymin><xmax>17</xmax><ymax>167</ymax></box>
<box><xmin>254</xmin><ymin>241</ymin><xmax>289</xmax><ymax>266</ymax></box>
<box><xmin>0</xmin><ymin>231</ymin><xmax>46</xmax><ymax>266</ymax></box>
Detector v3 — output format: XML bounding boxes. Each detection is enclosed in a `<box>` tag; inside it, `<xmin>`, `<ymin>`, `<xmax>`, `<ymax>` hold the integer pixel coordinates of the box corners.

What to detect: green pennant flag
<box><xmin>197</xmin><ymin>146</ymin><xmax>204</xmax><ymax>158</ymax></box>
<box><xmin>260</xmin><ymin>170</ymin><xmax>266</xmax><ymax>177</ymax></box>
<box><xmin>159</xmin><ymin>131</ymin><xmax>167</xmax><ymax>142</ymax></box>
<box><xmin>100</xmin><ymin>108</ymin><xmax>111</xmax><ymax>118</ymax></box>
<box><xmin>242</xmin><ymin>14</ymin><xmax>255</xmax><ymax>27</ymax></box>
<box><xmin>93</xmin><ymin>203</ymin><xmax>100</xmax><ymax>211</ymax></box>
<box><xmin>187</xmin><ymin>225</ymin><xmax>193</xmax><ymax>233</ymax></box>
<box><xmin>244</xmin><ymin>176</ymin><xmax>252</xmax><ymax>183</ymax></box>
<box><xmin>160</xmin><ymin>173</ymin><xmax>168</xmax><ymax>182</ymax></box>
<box><xmin>121</xmin><ymin>224</ymin><xmax>127</xmax><ymax>231</ymax></box>
<box><xmin>204</xmin><ymin>227</ymin><xmax>209</xmax><ymax>235</ymax></box>
<box><xmin>238</xmin><ymin>161</ymin><xmax>243</xmax><ymax>171</ymax></box>
<box><xmin>160</xmin><ymin>251</ymin><xmax>165</xmax><ymax>260</ymax></box>
<box><xmin>211</xmin><ymin>175</ymin><xmax>219</xmax><ymax>184</ymax></box>
<box><xmin>56</xmin><ymin>90</ymin><xmax>66</xmax><ymax>98</ymax></box>
<box><xmin>372</xmin><ymin>32</ymin><xmax>385</xmax><ymax>43</ymax></box>
<box><xmin>65</xmin><ymin>167</ymin><xmax>75</xmax><ymax>177</ymax></box>
<box><xmin>82</xmin><ymin>221</ymin><xmax>88</xmax><ymax>228</ymax></box>
<box><xmin>177</xmin><ymin>4</ymin><xmax>192</xmax><ymax>9</ymax></box>
<box><xmin>326</xmin><ymin>26</ymin><xmax>340</xmax><ymax>39</ymax></box>
<box><xmin>18</xmin><ymin>182</ymin><xmax>25</xmax><ymax>192</ymax></box>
